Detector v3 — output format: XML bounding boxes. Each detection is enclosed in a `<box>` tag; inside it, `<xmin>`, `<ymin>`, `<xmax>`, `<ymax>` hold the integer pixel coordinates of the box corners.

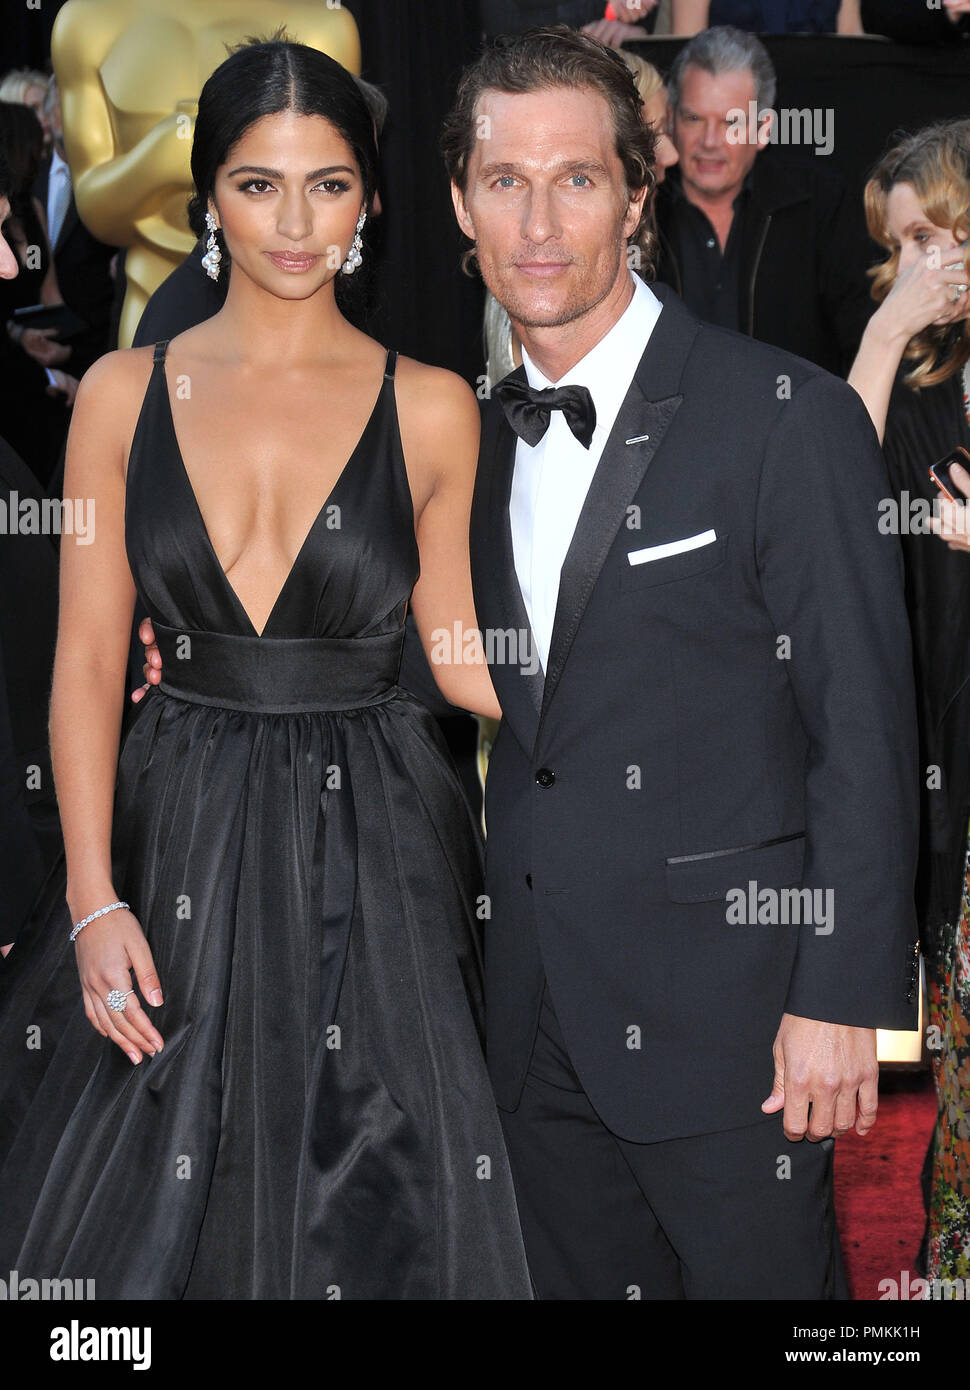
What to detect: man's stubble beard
<box><xmin>481</xmin><ymin>238</ymin><xmax>627</xmax><ymax>332</ymax></box>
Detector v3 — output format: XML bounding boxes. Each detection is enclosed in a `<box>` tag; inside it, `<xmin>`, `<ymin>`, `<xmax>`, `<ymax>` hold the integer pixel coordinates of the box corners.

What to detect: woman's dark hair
<box><xmin>0</xmin><ymin>100</ymin><xmax>44</xmax><ymax>224</ymax></box>
<box><xmin>0</xmin><ymin>145</ymin><xmax>13</xmax><ymax>204</ymax></box>
<box><xmin>441</xmin><ymin>25</ymin><xmax>658</xmax><ymax>276</ymax></box>
<box><xmin>188</xmin><ymin>35</ymin><xmax>378</xmax><ymax>297</ymax></box>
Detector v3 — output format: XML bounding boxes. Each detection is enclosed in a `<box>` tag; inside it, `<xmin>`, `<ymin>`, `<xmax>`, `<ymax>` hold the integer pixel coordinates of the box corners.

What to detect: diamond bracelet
<box><xmin>69</xmin><ymin>900</ymin><xmax>129</xmax><ymax>942</ymax></box>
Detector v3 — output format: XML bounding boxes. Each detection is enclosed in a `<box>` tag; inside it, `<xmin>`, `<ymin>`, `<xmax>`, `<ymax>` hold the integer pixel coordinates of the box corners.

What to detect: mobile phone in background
<box><xmin>13</xmin><ymin>301</ymin><xmax>89</xmax><ymax>339</ymax></box>
<box><xmin>44</xmin><ymin>368</ymin><xmax>70</xmax><ymax>400</ymax></box>
<box><xmin>928</xmin><ymin>446</ymin><xmax>970</xmax><ymax>502</ymax></box>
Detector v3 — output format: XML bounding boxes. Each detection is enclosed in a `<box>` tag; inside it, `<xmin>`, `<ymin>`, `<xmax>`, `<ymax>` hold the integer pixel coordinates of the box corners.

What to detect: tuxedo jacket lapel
<box><xmin>480</xmin><ymin>374</ymin><xmax>544</xmax><ymax>751</ymax></box>
<box><xmin>539</xmin><ymin>284</ymin><xmax>698</xmax><ymax>726</ymax></box>
<box><xmin>539</xmin><ymin>385</ymin><xmax>681</xmax><ymax>724</ymax></box>
<box><xmin>475</xmin><ymin>283</ymin><xmax>700</xmax><ymax>749</ymax></box>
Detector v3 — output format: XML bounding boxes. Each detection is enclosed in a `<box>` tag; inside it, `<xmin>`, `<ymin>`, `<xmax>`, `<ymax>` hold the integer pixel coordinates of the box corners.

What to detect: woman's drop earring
<box><xmin>341</xmin><ymin>211</ymin><xmax>366</xmax><ymax>275</ymax></box>
<box><xmin>201</xmin><ymin>211</ymin><xmax>222</xmax><ymax>281</ymax></box>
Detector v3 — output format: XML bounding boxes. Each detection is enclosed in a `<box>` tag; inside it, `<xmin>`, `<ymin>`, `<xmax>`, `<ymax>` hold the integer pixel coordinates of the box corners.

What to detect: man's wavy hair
<box><xmin>440</xmin><ymin>25</ymin><xmax>658</xmax><ymax>278</ymax></box>
<box><xmin>865</xmin><ymin>118</ymin><xmax>970</xmax><ymax>390</ymax></box>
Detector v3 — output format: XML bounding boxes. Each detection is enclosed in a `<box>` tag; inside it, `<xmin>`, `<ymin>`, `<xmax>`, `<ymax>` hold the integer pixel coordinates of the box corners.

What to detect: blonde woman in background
<box><xmin>0</xmin><ymin>69</ymin><xmax>51</xmax><ymax>154</ymax></box>
<box><xmin>847</xmin><ymin>118</ymin><xmax>970</xmax><ymax>1286</ymax></box>
<box><xmin>478</xmin><ymin>52</ymin><xmax>678</xmax><ymax>803</ymax></box>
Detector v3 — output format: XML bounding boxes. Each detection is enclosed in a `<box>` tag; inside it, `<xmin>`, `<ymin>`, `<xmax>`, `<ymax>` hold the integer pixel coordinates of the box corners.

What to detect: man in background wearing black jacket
<box><xmin>654</xmin><ymin>26</ymin><xmax>873</xmax><ymax>376</ymax></box>
<box><xmin>31</xmin><ymin>78</ymin><xmax>116</xmax><ymax>380</ymax></box>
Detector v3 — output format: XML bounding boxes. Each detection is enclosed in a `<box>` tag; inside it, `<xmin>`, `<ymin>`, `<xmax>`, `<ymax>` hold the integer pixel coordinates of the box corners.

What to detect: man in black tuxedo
<box><xmin>444</xmin><ymin>27</ymin><xmax>919</xmax><ymax>1298</ymax></box>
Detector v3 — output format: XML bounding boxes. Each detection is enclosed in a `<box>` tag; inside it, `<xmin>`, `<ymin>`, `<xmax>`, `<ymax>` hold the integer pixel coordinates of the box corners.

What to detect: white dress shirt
<box><xmin>46</xmin><ymin>149</ymin><xmax>72</xmax><ymax>252</ymax></box>
<box><xmin>509</xmin><ymin>272</ymin><xmax>662</xmax><ymax>673</ymax></box>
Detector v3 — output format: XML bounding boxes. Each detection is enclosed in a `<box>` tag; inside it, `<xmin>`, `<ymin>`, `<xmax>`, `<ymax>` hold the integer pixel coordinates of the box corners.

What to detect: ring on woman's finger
<box><xmin>106</xmin><ymin>987</ymin><xmax>135</xmax><ymax>1012</ymax></box>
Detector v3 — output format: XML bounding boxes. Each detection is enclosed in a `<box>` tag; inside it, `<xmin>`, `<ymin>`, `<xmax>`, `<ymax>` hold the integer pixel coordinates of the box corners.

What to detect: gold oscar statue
<box><xmin>51</xmin><ymin>1</ymin><xmax>361</xmax><ymax>347</ymax></box>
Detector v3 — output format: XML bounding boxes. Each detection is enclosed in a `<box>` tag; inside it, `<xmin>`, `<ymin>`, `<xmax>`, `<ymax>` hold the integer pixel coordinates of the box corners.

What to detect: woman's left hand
<box><xmin>929</xmin><ymin>462</ymin><xmax>970</xmax><ymax>551</ymax></box>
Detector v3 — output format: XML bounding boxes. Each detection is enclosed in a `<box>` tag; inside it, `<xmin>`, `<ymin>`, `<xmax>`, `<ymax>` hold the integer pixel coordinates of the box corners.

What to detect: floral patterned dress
<box><xmin>927</xmin><ymin>824</ymin><xmax>970</xmax><ymax>1281</ymax></box>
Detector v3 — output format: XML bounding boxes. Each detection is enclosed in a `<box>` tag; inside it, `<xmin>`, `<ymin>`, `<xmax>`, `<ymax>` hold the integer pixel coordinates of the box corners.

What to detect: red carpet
<box><xmin>834</xmin><ymin>1071</ymin><xmax>938</xmax><ymax>1299</ymax></box>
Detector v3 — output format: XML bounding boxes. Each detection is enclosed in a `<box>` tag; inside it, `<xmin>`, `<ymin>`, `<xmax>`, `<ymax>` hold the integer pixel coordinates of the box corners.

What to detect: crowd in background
<box><xmin>484</xmin><ymin>0</ymin><xmax>970</xmax><ymax>43</ymax></box>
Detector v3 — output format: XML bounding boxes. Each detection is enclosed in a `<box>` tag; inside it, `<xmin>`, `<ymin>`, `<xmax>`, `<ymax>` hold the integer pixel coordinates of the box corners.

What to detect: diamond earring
<box><xmin>201</xmin><ymin>210</ymin><xmax>222</xmax><ymax>281</ymax></box>
<box><xmin>341</xmin><ymin>210</ymin><xmax>366</xmax><ymax>275</ymax></box>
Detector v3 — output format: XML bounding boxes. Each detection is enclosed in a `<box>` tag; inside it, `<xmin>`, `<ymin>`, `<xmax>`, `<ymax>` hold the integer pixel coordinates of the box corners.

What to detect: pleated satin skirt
<box><xmin>0</xmin><ymin>679</ymin><xmax>533</xmax><ymax>1300</ymax></box>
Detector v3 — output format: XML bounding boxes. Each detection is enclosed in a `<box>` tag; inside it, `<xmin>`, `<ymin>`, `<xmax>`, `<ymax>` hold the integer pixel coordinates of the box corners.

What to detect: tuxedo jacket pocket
<box><xmin>621</xmin><ymin>530</ymin><xmax>728</xmax><ymax>590</ymax></box>
<box><xmin>665</xmin><ymin>831</ymin><xmax>806</xmax><ymax>904</ymax></box>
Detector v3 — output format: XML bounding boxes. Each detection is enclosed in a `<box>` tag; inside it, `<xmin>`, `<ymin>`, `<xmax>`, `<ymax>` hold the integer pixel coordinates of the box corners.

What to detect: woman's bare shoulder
<box><xmin>69</xmin><ymin>345</ymin><xmax>160</xmax><ymax>469</ymax></box>
<box><xmin>75</xmin><ymin>343</ymin><xmax>159</xmax><ymax>407</ymax></box>
<box><xmin>392</xmin><ymin>352</ymin><xmax>481</xmax><ymax>442</ymax></box>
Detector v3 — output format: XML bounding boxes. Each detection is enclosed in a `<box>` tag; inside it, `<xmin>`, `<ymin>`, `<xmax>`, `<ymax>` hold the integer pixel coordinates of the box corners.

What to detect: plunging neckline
<box><xmin>156</xmin><ymin>346</ymin><xmax>391</xmax><ymax>638</ymax></box>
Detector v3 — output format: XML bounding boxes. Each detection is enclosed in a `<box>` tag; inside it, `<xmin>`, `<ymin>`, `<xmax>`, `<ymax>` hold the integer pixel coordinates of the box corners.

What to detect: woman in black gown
<box><xmin>0</xmin><ymin>39</ymin><xmax>531</xmax><ymax>1300</ymax></box>
<box><xmin>848</xmin><ymin>118</ymin><xmax>970</xmax><ymax>1285</ymax></box>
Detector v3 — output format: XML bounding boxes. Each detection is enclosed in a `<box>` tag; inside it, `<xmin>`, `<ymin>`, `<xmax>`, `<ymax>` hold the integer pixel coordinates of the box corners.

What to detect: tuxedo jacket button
<box><xmin>535</xmin><ymin>768</ymin><xmax>556</xmax><ymax>788</ymax></box>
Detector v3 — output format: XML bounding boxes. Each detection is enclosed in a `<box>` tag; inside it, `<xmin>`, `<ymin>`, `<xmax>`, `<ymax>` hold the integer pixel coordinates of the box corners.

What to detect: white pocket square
<box><xmin>627</xmin><ymin>529</ymin><xmax>718</xmax><ymax>566</ymax></box>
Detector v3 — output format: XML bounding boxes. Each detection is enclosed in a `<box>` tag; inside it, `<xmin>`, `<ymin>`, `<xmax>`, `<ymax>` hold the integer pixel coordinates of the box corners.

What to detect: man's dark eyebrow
<box><xmin>477</xmin><ymin>158</ymin><xmax>610</xmax><ymax>180</ymax></box>
<box><xmin>225</xmin><ymin>164</ymin><xmax>356</xmax><ymax>180</ymax></box>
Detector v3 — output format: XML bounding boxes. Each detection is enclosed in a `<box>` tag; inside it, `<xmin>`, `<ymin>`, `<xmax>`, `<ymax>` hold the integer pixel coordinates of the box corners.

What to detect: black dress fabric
<box><xmin>0</xmin><ymin>341</ymin><xmax>531</xmax><ymax>1300</ymax></box>
<box><xmin>881</xmin><ymin>368</ymin><xmax>970</xmax><ymax>950</ymax></box>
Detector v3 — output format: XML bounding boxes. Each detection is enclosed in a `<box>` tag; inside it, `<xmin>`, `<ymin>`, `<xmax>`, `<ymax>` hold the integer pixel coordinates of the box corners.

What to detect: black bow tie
<box><xmin>494</xmin><ymin>377</ymin><xmax>597</xmax><ymax>450</ymax></box>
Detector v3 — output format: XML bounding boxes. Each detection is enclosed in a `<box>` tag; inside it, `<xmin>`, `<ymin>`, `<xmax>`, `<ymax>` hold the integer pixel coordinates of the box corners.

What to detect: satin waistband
<box><xmin>152</xmin><ymin>622</ymin><xmax>405</xmax><ymax>714</ymax></box>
